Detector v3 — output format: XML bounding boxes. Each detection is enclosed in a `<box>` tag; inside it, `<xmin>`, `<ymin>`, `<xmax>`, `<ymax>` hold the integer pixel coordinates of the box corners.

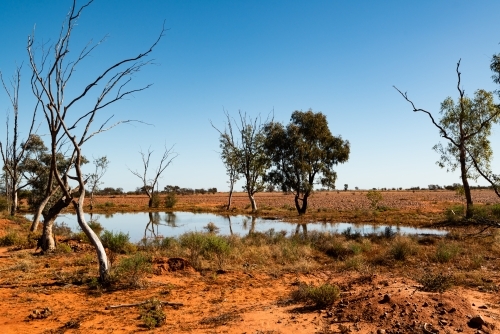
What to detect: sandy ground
<box><xmin>2</xmin><ymin>190</ymin><xmax>500</xmax><ymax>333</ymax></box>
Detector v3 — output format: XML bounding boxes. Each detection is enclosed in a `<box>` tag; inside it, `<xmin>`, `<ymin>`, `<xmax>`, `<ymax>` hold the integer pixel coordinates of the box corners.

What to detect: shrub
<box><xmin>205</xmin><ymin>235</ymin><xmax>231</xmax><ymax>270</ymax></box>
<box><xmin>366</xmin><ymin>190</ymin><xmax>383</xmax><ymax>209</ymax></box>
<box><xmin>114</xmin><ymin>252</ymin><xmax>152</xmax><ymax>288</ymax></box>
<box><xmin>164</xmin><ymin>192</ymin><xmax>177</xmax><ymax>208</ymax></box>
<box><xmin>418</xmin><ymin>272</ymin><xmax>454</xmax><ymax>292</ymax></box>
<box><xmin>56</xmin><ymin>243</ymin><xmax>72</xmax><ymax>254</ymax></box>
<box><xmin>151</xmin><ymin>193</ymin><xmax>161</xmax><ymax>208</ymax></box>
<box><xmin>101</xmin><ymin>230</ymin><xmax>131</xmax><ymax>254</ymax></box>
<box><xmin>490</xmin><ymin>204</ymin><xmax>500</xmax><ymax>219</ymax></box>
<box><xmin>103</xmin><ymin>201</ymin><xmax>115</xmax><ymax>208</ymax></box>
<box><xmin>140</xmin><ymin>298</ymin><xmax>166</xmax><ymax>329</ymax></box>
<box><xmin>179</xmin><ymin>232</ymin><xmax>208</xmax><ymax>269</ymax></box>
<box><xmin>434</xmin><ymin>242</ymin><xmax>460</xmax><ymax>263</ymax></box>
<box><xmin>0</xmin><ymin>196</ymin><xmax>8</xmax><ymax>212</ymax></box>
<box><xmin>0</xmin><ymin>230</ymin><xmax>24</xmax><ymax>247</ymax></box>
<box><xmin>445</xmin><ymin>205</ymin><xmax>464</xmax><ymax>221</ymax></box>
<box><xmin>389</xmin><ymin>238</ymin><xmax>416</xmax><ymax>261</ymax></box>
<box><xmin>291</xmin><ymin>283</ymin><xmax>340</xmax><ymax>308</ymax></box>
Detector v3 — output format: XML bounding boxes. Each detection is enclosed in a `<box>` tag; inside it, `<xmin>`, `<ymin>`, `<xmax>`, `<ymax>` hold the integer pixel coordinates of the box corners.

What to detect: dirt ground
<box><xmin>2</xmin><ymin>190</ymin><xmax>500</xmax><ymax>333</ymax></box>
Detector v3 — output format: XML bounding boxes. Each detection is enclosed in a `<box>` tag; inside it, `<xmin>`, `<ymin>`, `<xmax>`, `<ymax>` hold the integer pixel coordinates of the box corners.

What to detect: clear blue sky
<box><xmin>1</xmin><ymin>0</ymin><xmax>499</xmax><ymax>192</ymax></box>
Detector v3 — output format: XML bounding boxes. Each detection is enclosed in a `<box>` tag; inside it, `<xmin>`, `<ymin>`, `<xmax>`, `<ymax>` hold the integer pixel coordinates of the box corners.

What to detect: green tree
<box><xmin>463</xmin><ymin>51</ymin><xmax>500</xmax><ymax>199</ymax></box>
<box><xmin>395</xmin><ymin>60</ymin><xmax>500</xmax><ymax>219</ymax></box>
<box><xmin>263</xmin><ymin>110</ymin><xmax>350</xmax><ymax>215</ymax></box>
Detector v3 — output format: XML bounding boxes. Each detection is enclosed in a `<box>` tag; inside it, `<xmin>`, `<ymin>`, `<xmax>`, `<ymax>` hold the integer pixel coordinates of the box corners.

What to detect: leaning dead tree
<box><xmin>0</xmin><ymin>65</ymin><xmax>38</xmax><ymax>216</ymax></box>
<box><xmin>27</xmin><ymin>0</ymin><xmax>165</xmax><ymax>281</ymax></box>
<box><xmin>395</xmin><ymin>60</ymin><xmax>500</xmax><ymax>219</ymax></box>
<box><xmin>129</xmin><ymin>145</ymin><xmax>177</xmax><ymax>208</ymax></box>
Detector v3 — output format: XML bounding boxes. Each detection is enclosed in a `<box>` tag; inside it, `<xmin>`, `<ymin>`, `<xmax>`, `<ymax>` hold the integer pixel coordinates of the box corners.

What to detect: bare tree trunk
<box><xmin>40</xmin><ymin>216</ymin><xmax>56</xmax><ymax>252</ymax></box>
<box><xmin>9</xmin><ymin>190</ymin><xmax>17</xmax><ymax>216</ymax></box>
<box><xmin>294</xmin><ymin>194</ymin><xmax>309</xmax><ymax>215</ymax></box>
<box><xmin>73</xmin><ymin>199</ymin><xmax>110</xmax><ymax>283</ymax></box>
<box><xmin>248</xmin><ymin>192</ymin><xmax>257</xmax><ymax>212</ymax></box>
<box><xmin>460</xmin><ymin>146</ymin><xmax>474</xmax><ymax>218</ymax></box>
<box><xmin>226</xmin><ymin>185</ymin><xmax>234</xmax><ymax>210</ymax></box>
<box><xmin>30</xmin><ymin>187</ymin><xmax>58</xmax><ymax>232</ymax></box>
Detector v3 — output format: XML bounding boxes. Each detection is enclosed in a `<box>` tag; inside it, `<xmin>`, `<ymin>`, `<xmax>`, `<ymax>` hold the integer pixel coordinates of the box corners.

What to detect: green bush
<box><xmin>490</xmin><ymin>204</ymin><xmax>500</xmax><ymax>219</ymax></box>
<box><xmin>179</xmin><ymin>232</ymin><xmax>208</xmax><ymax>269</ymax></box>
<box><xmin>418</xmin><ymin>272</ymin><xmax>454</xmax><ymax>292</ymax></box>
<box><xmin>205</xmin><ymin>235</ymin><xmax>231</xmax><ymax>270</ymax></box>
<box><xmin>101</xmin><ymin>230</ymin><xmax>131</xmax><ymax>254</ymax></box>
<box><xmin>291</xmin><ymin>283</ymin><xmax>340</xmax><ymax>308</ymax></box>
<box><xmin>114</xmin><ymin>252</ymin><xmax>152</xmax><ymax>288</ymax></box>
<box><xmin>0</xmin><ymin>196</ymin><xmax>8</xmax><ymax>212</ymax></box>
<box><xmin>140</xmin><ymin>298</ymin><xmax>166</xmax><ymax>329</ymax></box>
<box><xmin>151</xmin><ymin>193</ymin><xmax>161</xmax><ymax>208</ymax></box>
<box><xmin>0</xmin><ymin>230</ymin><xmax>24</xmax><ymax>247</ymax></box>
<box><xmin>389</xmin><ymin>238</ymin><xmax>416</xmax><ymax>261</ymax></box>
<box><xmin>164</xmin><ymin>193</ymin><xmax>177</xmax><ymax>208</ymax></box>
<box><xmin>445</xmin><ymin>205</ymin><xmax>464</xmax><ymax>221</ymax></box>
<box><xmin>366</xmin><ymin>190</ymin><xmax>383</xmax><ymax>209</ymax></box>
<box><xmin>434</xmin><ymin>242</ymin><xmax>460</xmax><ymax>263</ymax></box>
<box><xmin>56</xmin><ymin>243</ymin><xmax>72</xmax><ymax>254</ymax></box>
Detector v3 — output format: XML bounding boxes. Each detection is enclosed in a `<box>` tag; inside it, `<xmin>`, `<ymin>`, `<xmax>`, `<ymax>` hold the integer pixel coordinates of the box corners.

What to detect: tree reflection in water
<box><xmin>295</xmin><ymin>223</ymin><xmax>308</xmax><ymax>237</ymax></box>
<box><xmin>242</xmin><ymin>216</ymin><xmax>257</xmax><ymax>235</ymax></box>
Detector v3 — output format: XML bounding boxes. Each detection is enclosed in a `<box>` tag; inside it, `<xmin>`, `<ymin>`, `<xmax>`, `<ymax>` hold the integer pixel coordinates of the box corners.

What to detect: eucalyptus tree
<box><xmin>395</xmin><ymin>60</ymin><xmax>500</xmax><ymax>219</ymax></box>
<box><xmin>213</xmin><ymin>111</ymin><xmax>270</xmax><ymax>212</ymax></box>
<box><xmin>263</xmin><ymin>110</ymin><xmax>350</xmax><ymax>215</ymax></box>
<box><xmin>27</xmin><ymin>0</ymin><xmax>165</xmax><ymax>281</ymax></box>
<box><xmin>460</xmin><ymin>52</ymin><xmax>500</xmax><ymax>198</ymax></box>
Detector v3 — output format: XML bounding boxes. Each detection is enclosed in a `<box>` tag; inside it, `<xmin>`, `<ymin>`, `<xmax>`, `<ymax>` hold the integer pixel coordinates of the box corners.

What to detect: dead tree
<box><xmin>27</xmin><ymin>0</ymin><xmax>165</xmax><ymax>281</ymax></box>
<box><xmin>211</xmin><ymin>110</ymin><xmax>241</xmax><ymax>210</ymax></box>
<box><xmin>395</xmin><ymin>60</ymin><xmax>500</xmax><ymax>219</ymax></box>
<box><xmin>129</xmin><ymin>146</ymin><xmax>177</xmax><ymax>208</ymax></box>
<box><xmin>0</xmin><ymin>66</ymin><xmax>38</xmax><ymax>216</ymax></box>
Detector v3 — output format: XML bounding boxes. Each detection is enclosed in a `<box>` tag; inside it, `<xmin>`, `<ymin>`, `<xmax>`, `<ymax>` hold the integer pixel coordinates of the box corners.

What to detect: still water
<box><xmin>27</xmin><ymin>212</ymin><xmax>446</xmax><ymax>242</ymax></box>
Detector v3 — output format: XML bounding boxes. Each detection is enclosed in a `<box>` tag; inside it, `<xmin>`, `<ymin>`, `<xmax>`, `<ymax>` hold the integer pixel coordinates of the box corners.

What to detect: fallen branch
<box><xmin>105</xmin><ymin>300</ymin><xmax>183</xmax><ymax>310</ymax></box>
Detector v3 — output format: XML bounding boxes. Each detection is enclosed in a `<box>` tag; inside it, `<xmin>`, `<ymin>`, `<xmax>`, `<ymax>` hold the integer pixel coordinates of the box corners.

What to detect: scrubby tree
<box><xmin>211</xmin><ymin>111</ymin><xmax>241</xmax><ymax>210</ymax></box>
<box><xmin>129</xmin><ymin>146</ymin><xmax>177</xmax><ymax>208</ymax></box>
<box><xmin>395</xmin><ymin>60</ymin><xmax>500</xmax><ymax>219</ymax></box>
<box><xmin>263</xmin><ymin>110</ymin><xmax>350</xmax><ymax>215</ymax></box>
<box><xmin>213</xmin><ymin>111</ymin><xmax>271</xmax><ymax>212</ymax></box>
<box><xmin>88</xmin><ymin>156</ymin><xmax>109</xmax><ymax>210</ymax></box>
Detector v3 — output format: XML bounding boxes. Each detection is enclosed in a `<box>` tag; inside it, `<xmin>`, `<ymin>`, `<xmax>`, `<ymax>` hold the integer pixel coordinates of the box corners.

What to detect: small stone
<box><xmin>423</xmin><ymin>302</ymin><xmax>429</xmax><ymax>307</ymax></box>
<box><xmin>448</xmin><ymin>308</ymin><xmax>457</xmax><ymax>313</ymax></box>
<box><xmin>478</xmin><ymin>305</ymin><xmax>488</xmax><ymax>309</ymax></box>
<box><xmin>439</xmin><ymin>319</ymin><xmax>448</xmax><ymax>326</ymax></box>
<box><xmin>377</xmin><ymin>330</ymin><xmax>386</xmax><ymax>334</ymax></box>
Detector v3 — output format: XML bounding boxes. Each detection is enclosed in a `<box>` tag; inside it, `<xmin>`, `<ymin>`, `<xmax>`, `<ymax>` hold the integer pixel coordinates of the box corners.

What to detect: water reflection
<box><xmin>25</xmin><ymin>211</ymin><xmax>447</xmax><ymax>242</ymax></box>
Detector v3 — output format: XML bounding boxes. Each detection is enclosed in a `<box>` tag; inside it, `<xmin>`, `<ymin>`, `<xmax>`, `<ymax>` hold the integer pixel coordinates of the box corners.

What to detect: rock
<box><xmin>380</xmin><ymin>294</ymin><xmax>391</xmax><ymax>303</ymax></box>
<box><xmin>377</xmin><ymin>330</ymin><xmax>386</xmax><ymax>334</ymax></box>
<box><xmin>468</xmin><ymin>315</ymin><xmax>486</xmax><ymax>328</ymax></box>
<box><xmin>448</xmin><ymin>308</ymin><xmax>456</xmax><ymax>313</ymax></box>
<box><xmin>478</xmin><ymin>305</ymin><xmax>488</xmax><ymax>309</ymax></box>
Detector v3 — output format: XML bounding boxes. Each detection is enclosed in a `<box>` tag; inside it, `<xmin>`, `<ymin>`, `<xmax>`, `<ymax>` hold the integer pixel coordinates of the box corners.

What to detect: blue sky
<box><xmin>1</xmin><ymin>0</ymin><xmax>500</xmax><ymax>192</ymax></box>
